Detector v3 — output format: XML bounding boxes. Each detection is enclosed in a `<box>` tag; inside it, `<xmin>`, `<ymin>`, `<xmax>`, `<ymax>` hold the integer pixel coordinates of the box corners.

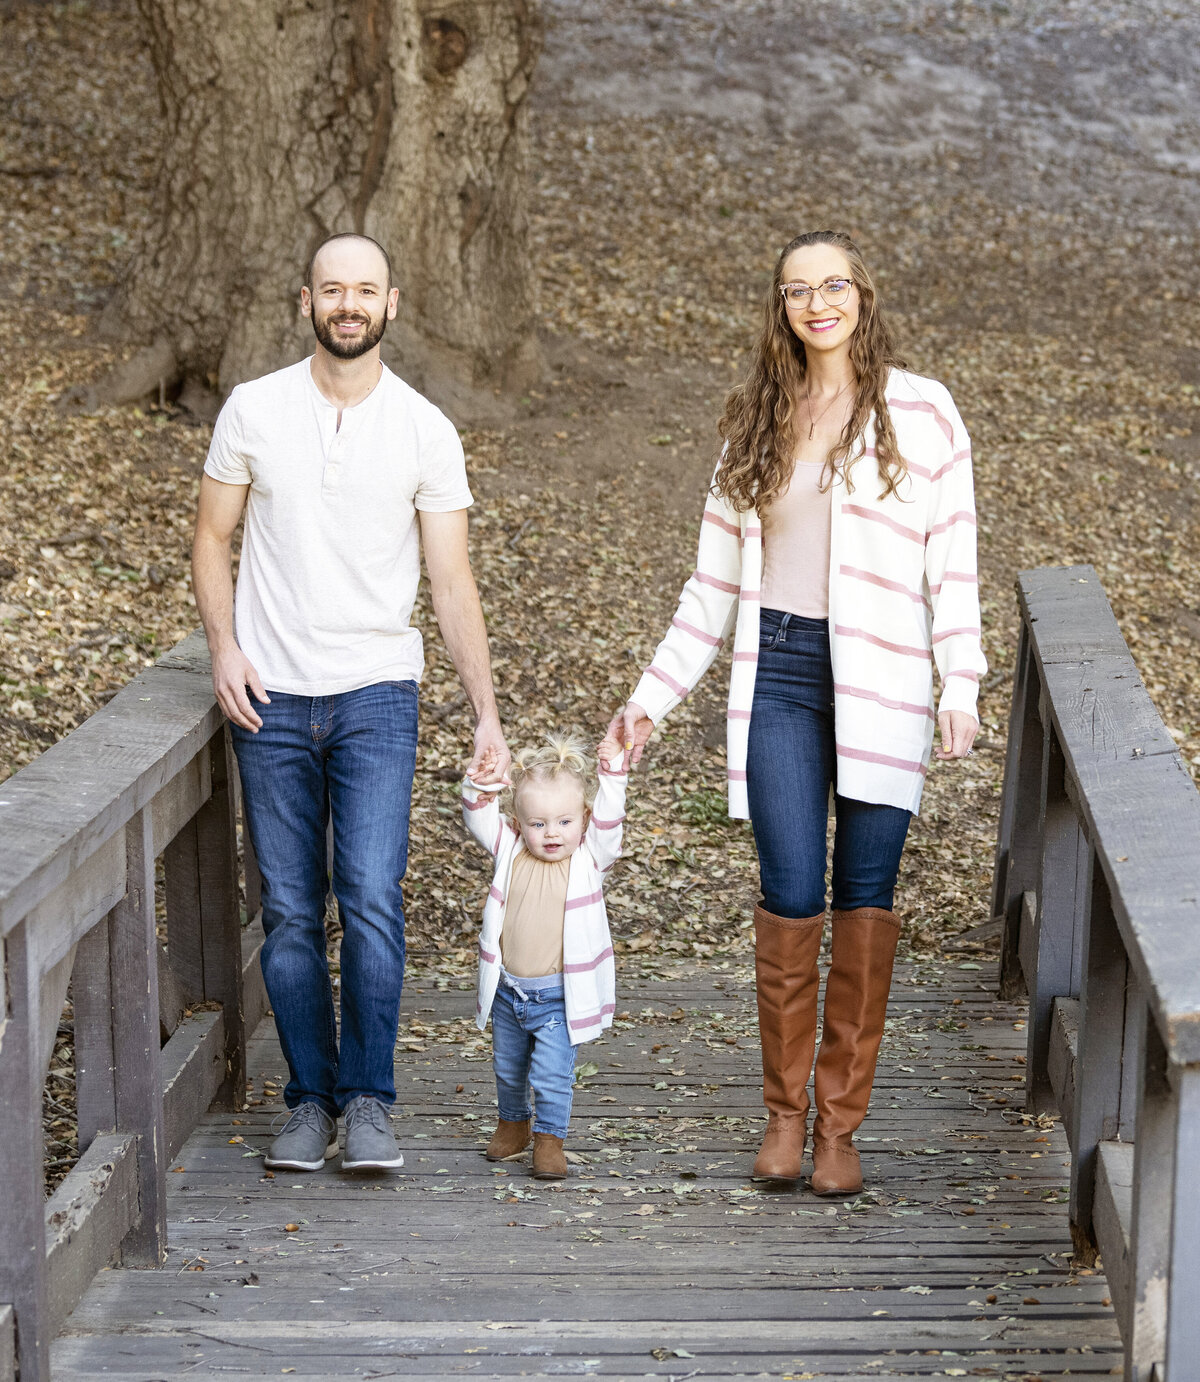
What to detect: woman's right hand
<box><xmin>606</xmin><ymin>702</ymin><xmax>655</xmax><ymax>769</ymax></box>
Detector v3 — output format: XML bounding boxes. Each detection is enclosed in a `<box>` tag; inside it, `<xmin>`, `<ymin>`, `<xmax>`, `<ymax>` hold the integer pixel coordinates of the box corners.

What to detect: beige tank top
<box><xmin>500</xmin><ymin>852</ymin><xmax>571</xmax><ymax>977</ymax></box>
<box><xmin>760</xmin><ymin>460</ymin><xmax>832</xmax><ymax>618</ymax></box>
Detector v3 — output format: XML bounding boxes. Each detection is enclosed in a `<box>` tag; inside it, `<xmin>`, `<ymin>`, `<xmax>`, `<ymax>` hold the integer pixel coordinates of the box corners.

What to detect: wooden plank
<box><xmin>1128</xmin><ymin>1010</ymin><xmax>1171</xmax><ymax>1380</ymax></box>
<box><xmin>1018</xmin><ymin>567</ymin><xmax>1200</xmax><ymax>1066</ymax></box>
<box><xmin>0</xmin><ymin>922</ymin><xmax>51</xmax><ymax>1381</ymax></box>
<box><xmin>242</xmin><ymin>916</ymin><xmax>268</xmax><ymax>1038</ymax></box>
<box><xmin>54</xmin><ymin>960</ymin><xmax>1122</xmax><ymax>1378</ymax></box>
<box><xmin>161</xmin><ymin>1011</ymin><xmax>227</xmax><ymax>1163</ymax></box>
<box><xmin>163</xmin><ymin>732</ymin><xmax>246</xmax><ymax>1108</ymax></box>
<box><xmin>109</xmin><ymin>810</ymin><xmax>167</xmax><ymax>1266</ymax></box>
<box><xmin>0</xmin><ymin>630</ymin><xmax>221</xmax><ymax>935</ymax></box>
<box><xmin>993</xmin><ymin>621</ymin><xmax>1043</xmax><ymax>999</ymax></box>
<box><xmin>1164</xmin><ymin>1064</ymin><xmax>1200</xmax><ymax>1379</ymax></box>
<box><xmin>195</xmin><ymin>732</ymin><xmax>246</xmax><ymax>1106</ymax></box>
<box><xmin>1048</xmin><ymin>996</ymin><xmax>1078</xmax><ymax>1142</ymax></box>
<box><xmin>20</xmin><ymin>832</ymin><xmax>124</xmax><ymax>979</ymax></box>
<box><xmin>149</xmin><ymin>752</ymin><xmax>210</xmax><ymax>859</ymax></box>
<box><xmin>155</xmin><ymin>938</ymin><xmax>191</xmax><ymax>1040</ymax></box>
<box><xmin>0</xmin><ymin>1306</ymin><xmax>11</xmax><ymax>1382</ymax></box>
<box><xmin>1095</xmin><ymin>1140</ymin><xmax>1133</xmax><ymax>1336</ymax></box>
<box><xmin>1070</xmin><ymin>867</ymin><xmax>1133</xmax><ymax>1258</ymax></box>
<box><xmin>35</xmin><ymin>943</ymin><xmax>75</xmax><ymax>1082</ymax></box>
<box><xmin>1026</xmin><ymin>731</ymin><xmax>1090</xmax><ymax>1111</ymax></box>
<box><xmin>72</xmin><ymin>916</ymin><xmax>118</xmax><ymax>1152</ymax></box>
<box><xmin>44</xmin><ymin>1133</ymin><xmax>137</xmax><ymax>1334</ymax></box>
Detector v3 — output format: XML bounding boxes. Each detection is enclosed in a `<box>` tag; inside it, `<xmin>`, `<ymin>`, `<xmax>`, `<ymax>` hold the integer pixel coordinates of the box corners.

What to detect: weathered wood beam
<box><xmin>44</xmin><ymin>1134</ymin><xmax>137</xmax><ymax>1335</ymax></box>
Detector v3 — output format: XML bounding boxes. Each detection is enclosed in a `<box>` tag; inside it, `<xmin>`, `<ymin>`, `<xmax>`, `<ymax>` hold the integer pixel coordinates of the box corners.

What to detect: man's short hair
<box><xmin>304</xmin><ymin>233</ymin><xmax>393</xmax><ymax>292</ymax></box>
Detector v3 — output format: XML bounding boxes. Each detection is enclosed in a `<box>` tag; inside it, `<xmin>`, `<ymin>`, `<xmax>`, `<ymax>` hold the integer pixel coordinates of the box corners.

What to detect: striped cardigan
<box><xmin>462</xmin><ymin>768</ymin><xmax>627</xmax><ymax>1043</ymax></box>
<box><xmin>630</xmin><ymin>368</ymin><xmax>986</xmax><ymax>817</ymax></box>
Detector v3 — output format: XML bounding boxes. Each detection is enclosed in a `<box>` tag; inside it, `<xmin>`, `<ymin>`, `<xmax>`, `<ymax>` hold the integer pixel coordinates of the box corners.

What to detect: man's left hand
<box><xmin>468</xmin><ymin>717</ymin><xmax>510</xmax><ymax>784</ymax></box>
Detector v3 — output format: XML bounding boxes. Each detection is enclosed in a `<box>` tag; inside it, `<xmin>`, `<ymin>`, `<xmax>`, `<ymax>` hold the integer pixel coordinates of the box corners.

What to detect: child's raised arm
<box><xmin>586</xmin><ymin>734</ymin><xmax>628</xmax><ymax>873</ymax></box>
<box><xmin>461</xmin><ymin>772</ymin><xmax>508</xmax><ymax>858</ymax></box>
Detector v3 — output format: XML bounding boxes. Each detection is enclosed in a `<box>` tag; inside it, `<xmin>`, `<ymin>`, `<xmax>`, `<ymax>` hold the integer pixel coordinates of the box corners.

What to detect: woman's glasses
<box><xmin>779</xmin><ymin>277</ymin><xmax>854</xmax><ymax>310</ymax></box>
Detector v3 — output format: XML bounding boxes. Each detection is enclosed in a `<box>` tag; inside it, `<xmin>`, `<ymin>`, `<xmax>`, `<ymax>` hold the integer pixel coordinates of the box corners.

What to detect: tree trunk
<box><xmin>100</xmin><ymin>0</ymin><xmax>542</xmax><ymax>418</ymax></box>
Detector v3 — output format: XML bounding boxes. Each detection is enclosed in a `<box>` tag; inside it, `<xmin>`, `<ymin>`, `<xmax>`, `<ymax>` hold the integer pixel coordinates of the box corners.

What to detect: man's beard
<box><xmin>312</xmin><ymin>308</ymin><xmax>388</xmax><ymax>360</ymax></box>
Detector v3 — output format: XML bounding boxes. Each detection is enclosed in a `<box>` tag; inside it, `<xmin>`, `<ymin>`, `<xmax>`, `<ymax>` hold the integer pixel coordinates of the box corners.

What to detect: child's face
<box><xmin>514</xmin><ymin>776</ymin><xmax>588</xmax><ymax>862</ymax></box>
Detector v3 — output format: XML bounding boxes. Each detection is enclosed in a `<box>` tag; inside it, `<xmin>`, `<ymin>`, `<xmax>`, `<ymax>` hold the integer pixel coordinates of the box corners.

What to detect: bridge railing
<box><xmin>0</xmin><ymin>632</ymin><xmax>265</xmax><ymax>1382</ymax></box>
<box><xmin>992</xmin><ymin>565</ymin><xmax>1200</xmax><ymax>1382</ymax></box>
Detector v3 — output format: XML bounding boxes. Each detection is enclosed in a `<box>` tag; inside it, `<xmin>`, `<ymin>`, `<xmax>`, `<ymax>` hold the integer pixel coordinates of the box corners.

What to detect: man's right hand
<box><xmin>211</xmin><ymin>643</ymin><xmax>270</xmax><ymax>731</ymax></box>
<box><xmin>605</xmin><ymin>702</ymin><xmax>655</xmax><ymax>769</ymax></box>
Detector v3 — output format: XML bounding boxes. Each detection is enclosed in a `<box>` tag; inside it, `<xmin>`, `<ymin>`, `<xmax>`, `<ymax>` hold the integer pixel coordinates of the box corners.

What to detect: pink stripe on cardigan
<box><xmin>834</xmin><ymin>625</ymin><xmax>929</xmax><ymax>659</ymax></box>
<box><xmin>888</xmin><ymin>395</ymin><xmax>954</xmax><ymax>442</ymax></box>
<box><xmin>672</xmin><ymin>615</ymin><xmax>723</xmax><ymax>647</ymax></box>
<box><xmin>842</xmin><ymin>504</ymin><xmax>923</xmax><ymax>544</ymax></box>
<box><xmin>838</xmin><ymin>743</ymin><xmax>929</xmax><ymax>775</ymax></box>
<box><xmin>834</xmin><ymin>682</ymin><xmax>936</xmax><ymax>721</ymax></box>
<box><xmin>563</xmin><ymin>946</ymin><xmax>614</xmax><ymax>973</ymax></box>
<box><xmin>840</xmin><ymin>565</ymin><xmax>928</xmax><ymax>606</ymax></box>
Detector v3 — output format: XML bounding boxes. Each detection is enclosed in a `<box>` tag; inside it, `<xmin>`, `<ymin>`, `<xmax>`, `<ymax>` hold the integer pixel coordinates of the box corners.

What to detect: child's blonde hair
<box><xmin>506</xmin><ymin>730</ymin><xmax>598</xmax><ymax>817</ymax></box>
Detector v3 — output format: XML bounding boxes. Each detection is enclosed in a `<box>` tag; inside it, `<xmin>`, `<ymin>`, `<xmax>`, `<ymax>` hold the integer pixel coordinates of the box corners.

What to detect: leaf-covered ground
<box><xmin>3</xmin><ymin>0</ymin><xmax>1199</xmax><ymax>1183</ymax></box>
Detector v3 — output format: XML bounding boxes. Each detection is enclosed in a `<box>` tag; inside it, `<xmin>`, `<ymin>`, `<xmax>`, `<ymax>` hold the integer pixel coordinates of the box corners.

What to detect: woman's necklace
<box><xmin>804</xmin><ymin>381</ymin><xmax>852</xmax><ymax>440</ymax></box>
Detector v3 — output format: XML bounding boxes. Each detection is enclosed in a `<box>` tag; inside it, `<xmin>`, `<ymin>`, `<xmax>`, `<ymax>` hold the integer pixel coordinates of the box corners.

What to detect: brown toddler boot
<box><xmin>531</xmin><ymin>1132</ymin><xmax>568</xmax><ymax>1180</ymax></box>
<box><xmin>485</xmin><ymin>1118</ymin><xmax>531</xmax><ymax>1161</ymax></box>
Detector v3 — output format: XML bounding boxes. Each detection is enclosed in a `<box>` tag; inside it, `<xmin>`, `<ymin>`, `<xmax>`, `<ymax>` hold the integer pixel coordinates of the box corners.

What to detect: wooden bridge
<box><xmin>1</xmin><ymin>567</ymin><xmax>1197</xmax><ymax>1380</ymax></box>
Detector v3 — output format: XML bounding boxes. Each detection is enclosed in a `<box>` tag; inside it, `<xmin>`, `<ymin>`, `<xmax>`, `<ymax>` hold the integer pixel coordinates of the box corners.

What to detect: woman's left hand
<box><xmin>935</xmin><ymin>710</ymin><xmax>979</xmax><ymax>760</ymax></box>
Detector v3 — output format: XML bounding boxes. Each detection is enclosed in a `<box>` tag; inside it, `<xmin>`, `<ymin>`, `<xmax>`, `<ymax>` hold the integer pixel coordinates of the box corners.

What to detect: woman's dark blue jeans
<box><xmin>232</xmin><ymin>680</ymin><xmax>419</xmax><ymax>1117</ymax></box>
<box><xmin>746</xmin><ymin>609</ymin><xmax>911</xmax><ymax>919</ymax></box>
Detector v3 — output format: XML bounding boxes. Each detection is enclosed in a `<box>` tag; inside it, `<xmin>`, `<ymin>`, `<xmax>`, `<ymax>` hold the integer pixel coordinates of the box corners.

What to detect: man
<box><xmin>193</xmin><ymin>233</ymin><xmax>509</xmax><ymax>1172</ymax></box>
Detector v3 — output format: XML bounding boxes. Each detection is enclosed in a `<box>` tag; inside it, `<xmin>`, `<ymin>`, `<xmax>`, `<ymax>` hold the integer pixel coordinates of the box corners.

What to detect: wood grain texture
<box><xmin>0</xmin><ymin>1306</ymin><xmax>12</xmax><ymax>1382</ymax></box>
<box><xmin>1016</xmin><ymin>566</ymin><xmax>1200</xmax><ymax>1063</ymax></box>
<box><xmin>44</xmin><ymin>1133</ymin><xmax>137</xmax><ymax>1334</ymax></box>
<box><xmin>53</xmin><ymin>963</ymin><xmax>1122</xmax><ymax>1379</ymax></box>
<box><xmin>161</xmin><ymin>1012</ymin><xmax>227</xmax><ymax>1164</ymax></box>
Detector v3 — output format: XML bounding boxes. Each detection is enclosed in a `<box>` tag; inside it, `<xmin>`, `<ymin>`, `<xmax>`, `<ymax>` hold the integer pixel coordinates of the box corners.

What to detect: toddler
<box><xmin>462</xmin><ymin>730</ymin><xmax>627</xmax><ymax>1179</ymax></box>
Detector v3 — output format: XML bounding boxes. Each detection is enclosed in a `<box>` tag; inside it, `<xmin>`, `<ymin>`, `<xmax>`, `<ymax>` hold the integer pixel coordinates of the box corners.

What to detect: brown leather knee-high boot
<box><xmin>751</xmin><ymin>904</ymin><xmax>825</xmax><ymax>1183</ymax></box>
<box><xmin>810</xmin><ymin>907</ymin><xmax>901</xmax><ymax>1196</ymax></box>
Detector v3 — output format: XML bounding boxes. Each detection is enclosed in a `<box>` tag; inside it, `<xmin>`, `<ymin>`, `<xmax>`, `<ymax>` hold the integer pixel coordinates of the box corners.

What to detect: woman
<box><xmin>611</xmin><ymin>230</ymin><xmax>985</xmax><ymax>1195</ymax></box>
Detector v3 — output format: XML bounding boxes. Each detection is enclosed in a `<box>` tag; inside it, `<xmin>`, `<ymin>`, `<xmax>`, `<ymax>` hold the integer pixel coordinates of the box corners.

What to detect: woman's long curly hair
<box><xmin>715</xmin><ymin>230</ymin><xmax>907</xmax><ymax>512</ymax></box>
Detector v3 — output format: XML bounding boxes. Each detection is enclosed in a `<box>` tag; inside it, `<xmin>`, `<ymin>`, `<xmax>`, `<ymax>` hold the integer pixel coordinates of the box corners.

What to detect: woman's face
<box><xmin>779</xmin><ymin>244</ymin><xmax>860</xmax><ymax>359</ymax></box>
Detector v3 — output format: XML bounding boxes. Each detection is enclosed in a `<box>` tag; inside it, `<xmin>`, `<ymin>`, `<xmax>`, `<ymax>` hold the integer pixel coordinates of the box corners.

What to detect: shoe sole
<box><xmin>341</xmin><ymin>1153</ymin><xmax>405</xmax><ymax>1172</ymax></box>
<box><xmin>264</xmin><ymin>1140</ymin><xmax>339</xmax><ymax>1172</ymax></box>
<box><xmin>484</xmin><ymin>1148</ymin><xmax>531</xmax><ymax>1162</ymax></box>
<box><xmin>530</xmin><ymin>1169</ymin><xmax>567</xmax><ymax>1180</ymax></box>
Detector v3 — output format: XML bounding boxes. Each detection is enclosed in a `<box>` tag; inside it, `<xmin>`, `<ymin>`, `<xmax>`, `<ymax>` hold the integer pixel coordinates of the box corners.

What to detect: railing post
<box><xmin>111</xmin><ymin>810</ymin><xmax>168</xmax><ymax>1265</ymax></box>
<box><xmin>1069</xmin><ymin>863</ymin><xmax>1130</xmax><ymax>1259</ymax></box>
<box><xmin>993</xmin><ymin>622</ymin><xmax>1044</xmax><ymax>999</ymax></box>
<box><xmin>0</xmin><ymin>921</ymin><xmax>52</xmax><ymax>1381</ymax></box>
<box><xmin>73</xmin><ymin>919</ymin><xmax>118</xmax><ymax>1154</ymax></box>
<box><xmin>1026</xmin><ymin>728</ymin><xmax>1090</xmax><ymax>1111</ymax></box>
<box><xmin>164</xmin><ymin>728</ymin><xmax>246</xmax><ymax>1108</ymax></box>
<box><xmin>1127</xmin><ymin>1008</ymin><xmax>1173</xmax><ymax>1381</ymax></box>
<box><xmin>1162</xmin><ymin>1063</ymin><xmax>1200</xmax><ymax>1380</ymax></box>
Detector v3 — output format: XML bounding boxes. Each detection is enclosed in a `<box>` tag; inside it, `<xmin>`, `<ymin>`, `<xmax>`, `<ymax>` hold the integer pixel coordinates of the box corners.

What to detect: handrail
<box><xmin>0</xmin><ymin>631</ymin><xmax>265</xmax><ymax>1381</ymax></box>
<box><xmin>991</xmin><ymin>565</ymin><xmax>1200</xmax><ymax>1382</ymax></box>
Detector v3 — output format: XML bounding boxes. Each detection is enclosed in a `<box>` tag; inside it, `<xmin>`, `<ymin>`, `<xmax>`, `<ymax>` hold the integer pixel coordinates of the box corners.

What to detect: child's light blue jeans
<box><xmin>491</xmin><ymin>973</ymin><xmax>577</xmax><ymax>1138</ymax></box>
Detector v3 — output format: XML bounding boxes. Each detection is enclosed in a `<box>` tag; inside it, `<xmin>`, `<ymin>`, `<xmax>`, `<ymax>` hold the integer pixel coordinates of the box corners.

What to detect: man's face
<box><xmin>302</xmin><ymin>240</ymin><xmax>398</xmax><ymax>360</ymax></box>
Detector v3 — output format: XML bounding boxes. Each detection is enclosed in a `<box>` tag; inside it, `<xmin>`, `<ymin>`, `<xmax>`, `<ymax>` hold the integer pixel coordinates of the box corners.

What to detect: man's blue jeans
<box><xmin>491</xmin><ymin>976</ymin><xmax>576</xmax><ymax>1138</ymax></box>
<box><xmin>232</xmin><ymin>681</ymin><xmax>418</xmax><ymax>1116</ymax></box>
<box><xmin>746</xmin><ymin>610</ymin><xmax>911</xmax><ymax>919</ymax></box>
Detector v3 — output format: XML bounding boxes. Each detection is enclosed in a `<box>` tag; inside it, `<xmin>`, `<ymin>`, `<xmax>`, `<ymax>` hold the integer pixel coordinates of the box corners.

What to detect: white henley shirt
<box><xmin>203</xmin><ymin>357</ymin><xmax>473</xmax><ymax>696</ymax></box>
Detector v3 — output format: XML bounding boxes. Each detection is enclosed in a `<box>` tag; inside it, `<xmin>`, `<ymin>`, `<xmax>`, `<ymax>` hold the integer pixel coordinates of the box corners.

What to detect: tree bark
<box><xmin>100</xmin><ymin>0</ymin><xmax>542</xmax><ymax>417</ymax></box>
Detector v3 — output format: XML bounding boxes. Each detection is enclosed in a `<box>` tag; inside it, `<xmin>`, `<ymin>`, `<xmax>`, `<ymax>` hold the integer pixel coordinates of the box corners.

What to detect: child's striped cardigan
<box><xmin>462</xmin><ymin>767</ymin><xmax>627</xmax><ymax>1043</ymax></box>
<box><xmin>631</xmin><ymin>369</ymin><xmax>987</xmax><ymax>818</ymax></box>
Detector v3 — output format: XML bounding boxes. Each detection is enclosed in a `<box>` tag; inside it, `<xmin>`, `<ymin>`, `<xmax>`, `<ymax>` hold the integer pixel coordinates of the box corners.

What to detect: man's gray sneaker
<box><xmin>263</xmin><ymin>1102</ymin><xmax>338</xmax><ymax>1171</ymax></box>
<box><xmin>341</xmin><ymin>1095</ymin><xmax>405</xmax><ymax>1172</ymax></box>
